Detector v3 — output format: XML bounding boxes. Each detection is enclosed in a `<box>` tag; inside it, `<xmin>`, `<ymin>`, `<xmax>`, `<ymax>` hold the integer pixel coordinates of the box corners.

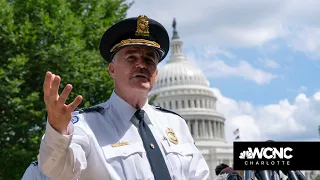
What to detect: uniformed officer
<box><xmin>38</xmin><ymin>15</ymin><xmax>210</xmax><ymax>180</ymax></box>
<box><xmin>22</xmin><ymin>160</ymin><xmax>51</xmax><ymax>180</ymax></box>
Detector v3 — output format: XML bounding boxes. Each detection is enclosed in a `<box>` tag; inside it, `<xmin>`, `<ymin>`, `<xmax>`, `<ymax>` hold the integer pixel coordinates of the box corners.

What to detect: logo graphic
<box><xmin>234</xmin><ymin>141</ymin><xmax>320</xmax><ymax>170</ymax></box>
<box><xmin>71</xmin><ymin>116</ymin><xmax>79</xmax><ymax>124</ymax></box>
<box><xmin>239</xmin><ymin>147</ymin><xmax>293</xmax><ymax>160</ymax></box>
<box><xmin>239</xmin><ymin>150</ymin><xmax>253</xmax><ymax>159</ymax></box>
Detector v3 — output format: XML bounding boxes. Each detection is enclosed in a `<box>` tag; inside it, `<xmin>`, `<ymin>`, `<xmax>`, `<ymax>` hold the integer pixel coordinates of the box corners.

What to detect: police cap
<box><xmin>99</xmin><ymin>15</ymin><xmax>170</xmax><ymax>63</ymax></box>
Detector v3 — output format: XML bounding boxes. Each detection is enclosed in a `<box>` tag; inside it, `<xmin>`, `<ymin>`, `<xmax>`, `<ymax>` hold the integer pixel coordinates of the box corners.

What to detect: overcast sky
<box><xmin>126</xmin><ymin>0</ymin><xmax>320</xmax><ymax>143</ymax></box>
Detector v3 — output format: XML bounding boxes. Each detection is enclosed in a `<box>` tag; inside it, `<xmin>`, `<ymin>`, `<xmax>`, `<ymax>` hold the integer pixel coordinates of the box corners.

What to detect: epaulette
<box><xmin>75</xmin><ymin>106</ymin><xmax>104</xmax><ymax>114</ymax></box>
<box><xmin>31</xmin><ymin>160</ymin><xmax>38</xmax><ymax>166</ymax></box>
<box><xmin>152</xmin><ymin>106</ymin><xmax>183</xmax><ymax>118</ymax></box>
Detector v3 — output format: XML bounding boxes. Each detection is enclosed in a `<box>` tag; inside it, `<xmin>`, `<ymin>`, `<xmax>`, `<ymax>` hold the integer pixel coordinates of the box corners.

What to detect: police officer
<box><xmin>38</xmin><ymin>15</ymin><xmax>210</xmax><ymax>180</ymax></box>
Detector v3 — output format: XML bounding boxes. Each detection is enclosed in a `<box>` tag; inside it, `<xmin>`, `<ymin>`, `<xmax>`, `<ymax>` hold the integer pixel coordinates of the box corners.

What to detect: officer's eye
<box><xmin>127</xmin><ymin>55</ymin><xmax>137</xmax><ymax>61</ymax></box>
<box><xmin>144</xmin><ymin>57</ymin><xmax>155</xmax><ymax>64</ymax></box>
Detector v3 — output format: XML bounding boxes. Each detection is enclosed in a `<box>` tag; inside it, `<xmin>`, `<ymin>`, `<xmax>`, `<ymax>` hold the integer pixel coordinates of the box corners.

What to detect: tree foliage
<box><xmin>0</xmin><ymin>0</ymin><xmax>132</xmax><ymax>179</ymax></box>
<box><xmin>149</xmin><ymin>94</ymin><xmax>158</xmax><ymax>105</ymax></box>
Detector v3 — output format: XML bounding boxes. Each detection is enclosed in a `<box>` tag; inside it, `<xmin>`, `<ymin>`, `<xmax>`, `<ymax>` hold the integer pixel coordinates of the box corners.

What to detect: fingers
<box><xmin>58</xmin><ymin>84</ymin><xmax>73</xmax><ymax>104</ymax></box>
<box><xmin>43</xmin><ymin>71</ymin><xmax>52</xmax><ymax>104</ymax></box>
<box><xmin>49</xmin><ymin>75</ymin><xmax>61</xmax><ymax>102</ymax></box>
<box><xmin>68</xmin><ymin>95</ymin><xmax>83</xmax><ymax>112</ymax></box>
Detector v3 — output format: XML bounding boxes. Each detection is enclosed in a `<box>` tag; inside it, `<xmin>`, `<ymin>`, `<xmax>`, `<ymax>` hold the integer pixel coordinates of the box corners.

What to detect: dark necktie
<box><xmin>133</xmin><ymin>109</ymin><xmax>172</xmax><ymax>180</ymax></box>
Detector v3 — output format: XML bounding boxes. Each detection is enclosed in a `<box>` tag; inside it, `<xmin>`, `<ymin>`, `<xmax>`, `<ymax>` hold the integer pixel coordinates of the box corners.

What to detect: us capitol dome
<box><xmin>149</xmin><ymin>18</ymin><xmax>233</xmax><ymax>178</ymax></box>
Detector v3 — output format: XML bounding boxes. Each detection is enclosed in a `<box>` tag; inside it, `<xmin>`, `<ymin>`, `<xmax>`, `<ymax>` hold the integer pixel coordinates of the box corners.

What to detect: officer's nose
<box><xmin>135</xmin><ymin>57</ymin><xmax>147</xmax><ymax>69</ymax></box>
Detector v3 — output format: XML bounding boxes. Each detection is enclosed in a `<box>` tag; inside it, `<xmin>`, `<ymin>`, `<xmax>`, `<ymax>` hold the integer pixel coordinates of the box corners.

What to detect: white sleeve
<box><xmin>188</xmin><ymin>149</ymin><xmax>211</xmax><ymax>180</ymax></box>
<box><xmin>38</xmin><ymin>114</ymin><xmax>91</xmax><ymax>180</ymax></box>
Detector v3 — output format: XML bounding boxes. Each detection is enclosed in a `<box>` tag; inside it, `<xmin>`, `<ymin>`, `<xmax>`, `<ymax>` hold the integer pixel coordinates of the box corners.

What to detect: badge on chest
<box><xmin>166</xmin><ymin>127</ymin><xmax>179</xmax><ymax>145</ymax></box>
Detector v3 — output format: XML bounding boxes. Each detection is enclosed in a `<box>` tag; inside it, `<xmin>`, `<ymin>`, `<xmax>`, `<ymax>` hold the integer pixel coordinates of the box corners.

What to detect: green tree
<box><xmin>0</xmin><ymin>0</ymin><xmax>132</xmax><ymax>179</ymax></box>
<box><xmin>149</xmin><ymin>94</ymin><xmax>158</xmax><ymax>105</ymax></box>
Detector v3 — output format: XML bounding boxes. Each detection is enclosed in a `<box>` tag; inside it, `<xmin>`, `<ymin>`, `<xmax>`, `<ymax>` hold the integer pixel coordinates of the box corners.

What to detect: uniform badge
<box><xmin>166</xmin><ymin>127</ymin><xmax>179</xmax><ymax>145</ymax></box>
<box><xmin>135</xmin><ymin>15</ymin><xmax>150</xmax><ymax>37</ymax></box>
<box><xmin>71</xmin><ymin>116</ymin><xmax>79</xmax><ymax>124</ymax></box>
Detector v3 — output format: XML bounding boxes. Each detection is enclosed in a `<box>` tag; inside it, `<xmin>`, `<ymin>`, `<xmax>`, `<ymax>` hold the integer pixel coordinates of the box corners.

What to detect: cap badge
<box><xmin>135</xmin><ymin>15</ymin><xmax>150</xmax><ymax>37</ymax></box>
<box><xmin>166</xmin><ymin>127</ymin><xmax>179</xmax><ymax>145</ymax></box>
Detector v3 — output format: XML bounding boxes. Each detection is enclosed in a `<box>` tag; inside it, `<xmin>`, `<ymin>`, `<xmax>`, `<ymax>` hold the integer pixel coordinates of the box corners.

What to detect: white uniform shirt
<box><xmin>22</xmin><ymin>161</ymin><xmax>51</xmax><ymax>180</ymax></box>
<box><xmin>38</xmin><ymin>91</ymin><xmax>210</xmax><ymax>180</ymax></box>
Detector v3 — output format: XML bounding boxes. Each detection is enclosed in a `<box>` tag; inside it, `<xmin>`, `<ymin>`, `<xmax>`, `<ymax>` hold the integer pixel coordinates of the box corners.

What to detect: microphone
<box><xmin>270</xmin><ymin>170</ymin><xmax>281</xmax><ymax>180</ymax></box>
<box><xmin>282</xmin><ymin>170</ymin><xmax>299</xmax><ymax>180</ymax></box>
<box><xmin>255</xmin><ymin>170</ymin><xmax>271</xmax><ymax>180</ymax></box>
<box><xmin>294</xmin><ymin>170</ymin><xmax>307</xmax><ymax>180</ymax></box>
<box><xmin>244</xmin><ymin>170</ymin><xmax>255</xmax><ymax>180</ymax></box>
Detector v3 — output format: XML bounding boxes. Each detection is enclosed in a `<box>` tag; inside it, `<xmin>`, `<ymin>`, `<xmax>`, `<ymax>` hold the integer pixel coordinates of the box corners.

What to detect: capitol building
<box><xmin>149</xmin><ymin>19</ymin><xmax>233</xmax><ymax>179</ymax></box>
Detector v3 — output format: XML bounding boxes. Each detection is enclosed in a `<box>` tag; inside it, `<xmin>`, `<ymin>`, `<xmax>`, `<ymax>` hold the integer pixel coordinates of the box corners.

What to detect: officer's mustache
<box><xmin>131</xmin><ymin>69</ymin><xmax>151</xmax><ymax>80</ymax></box>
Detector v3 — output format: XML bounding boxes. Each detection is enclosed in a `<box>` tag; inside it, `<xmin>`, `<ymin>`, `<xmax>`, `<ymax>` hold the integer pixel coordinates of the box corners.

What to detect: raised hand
<box><xmin>43</xmin><ymin>71</ymin><xmax>83</xmax><ymax>135</ymax></box>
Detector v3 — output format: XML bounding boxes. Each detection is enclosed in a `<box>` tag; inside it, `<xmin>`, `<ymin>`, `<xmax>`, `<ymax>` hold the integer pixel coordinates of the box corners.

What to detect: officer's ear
<box><xmin>108</xmin><ymin>62</ymin><xmax>115</xmax><ymax>78</ymax></box>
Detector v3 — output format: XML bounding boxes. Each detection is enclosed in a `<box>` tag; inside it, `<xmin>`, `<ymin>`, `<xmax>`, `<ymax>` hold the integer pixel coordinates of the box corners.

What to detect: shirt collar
<box><xmin>109</xmin><ymin>90</ymin><xmax>151</xmax><ymax>124</ymax></box>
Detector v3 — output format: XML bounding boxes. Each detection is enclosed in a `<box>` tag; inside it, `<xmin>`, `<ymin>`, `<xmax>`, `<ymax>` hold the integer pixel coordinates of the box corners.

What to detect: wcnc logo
<box><xmin>234</xmin><ymin>141</ymin><xmax>320</xmax><ymax>170</ymax></box>
<box><xmin>238</xmin><ymin>147</ymin><xmax>293</xmax><ymax>166</ymax></box>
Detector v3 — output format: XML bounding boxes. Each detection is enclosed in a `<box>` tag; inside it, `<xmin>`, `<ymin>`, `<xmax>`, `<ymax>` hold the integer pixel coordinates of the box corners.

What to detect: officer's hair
<box><xmin>110</xmin><ymin>53</ymin><xmax>118</xmax><ymax>63</ymax></box>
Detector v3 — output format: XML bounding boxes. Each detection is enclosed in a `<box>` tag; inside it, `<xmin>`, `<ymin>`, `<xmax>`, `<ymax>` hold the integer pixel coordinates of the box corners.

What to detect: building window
<box><xmin>163</xmin><ymin>102</ymin><xmax>166</xmax><ymax>109</ymax></box>
<box><xmin>188</xmin><ymin>100</ymin><xmax>191</xmax><ymax>108</ymax></box>
<box><xmin>182</xmin><ymin>100</ymin><xmax>185</xmax><ymax>108</ymax></box>
<box><xmin>169</xmin><ymin>101</ymin><xmax>172</xmax><ymax>109</ymax></box>
<box><xmin>176</xmin><ymin>100</ymin><xmax>179</xmax><ymax>109</ymax></box>
<box><xmin>194</xmin><ymin>100</ymin><xmax>197</xmax><ymax>108</ymax></box>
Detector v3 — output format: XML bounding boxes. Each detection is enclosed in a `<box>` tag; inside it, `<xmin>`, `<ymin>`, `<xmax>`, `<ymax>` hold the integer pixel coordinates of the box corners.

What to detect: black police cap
<box><xmin>99</xmin><ymin>15</ymin><xmax>170</xmax><ymax>63</ymax></box>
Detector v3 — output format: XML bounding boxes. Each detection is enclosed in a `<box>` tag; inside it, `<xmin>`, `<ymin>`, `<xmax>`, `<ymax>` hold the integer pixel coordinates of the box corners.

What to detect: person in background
<box><xmin>215</xmin><ymin>163</ymin><xmax>242</xmax><ymax>180</ymax></box>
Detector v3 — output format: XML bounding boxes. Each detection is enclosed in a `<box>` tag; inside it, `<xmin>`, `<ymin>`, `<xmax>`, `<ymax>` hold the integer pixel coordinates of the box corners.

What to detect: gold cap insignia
<box><xmin>135</xmin><ymin>15</ymin><xmax>150</xmax><ymax>37</ymax></box>
<box><xmin>166</xmin><ymin>127</ymin><xmax>179</xmax><ymax>145</ymax></box>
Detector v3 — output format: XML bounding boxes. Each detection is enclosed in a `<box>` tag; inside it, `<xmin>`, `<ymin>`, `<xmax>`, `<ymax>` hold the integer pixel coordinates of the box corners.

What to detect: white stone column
<box><xmin>213</xmin><ymin>121</ymin><xmax>217</xmax><ymax>139</ymax></box>
<box><xmin>195</xmin><ymin>120</ymin><xmax>199</xmax><ymax>139</ymax></box>
<box><xmin>220</xmin><ymin>122</ymin><xmax>223</xmax><ymax>139</ymax></box>
<box><xmin>197</xmin><ymin>99</ymin><xmax>200</xmax><ymax>108</ymax></box>
<box><xmin>218</xmin><ymin>122</ymin><xmax>221</xmax><ymax>139</ymax></box>
<box><xmin>209</xmin><ymin>121</ymin><xmax>213</xmax><ymax>138</ymax></box>
<box><xmin>202</xmin><ymin>120</ymin><xmax>206</xmax><ymax>139</ymax></box>
<box><xmin>222</xmin><ymin>123</ymin><xmax>225</xmax><ymax>140</ymax></box>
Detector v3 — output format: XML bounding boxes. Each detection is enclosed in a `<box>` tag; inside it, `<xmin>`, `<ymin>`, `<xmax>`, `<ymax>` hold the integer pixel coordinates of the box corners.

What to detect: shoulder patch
<box><xmin>31</xmin><ymin>160</ymin><xmax>38</xmax><ymax>166</ymax></box>
<box><xmin>75</xmin><ymin>106</ymin><xmax>104</xmax><ymax>114</ymax></box>
<box><xmin>71</xmin><ymin>116</ymin><xmax>79</xmax><ymax>124</ymax></box>
<box><xmin>152</xmin><ymin>106</ymin><xmax>183</xmax><ymax>118</ymax></box>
